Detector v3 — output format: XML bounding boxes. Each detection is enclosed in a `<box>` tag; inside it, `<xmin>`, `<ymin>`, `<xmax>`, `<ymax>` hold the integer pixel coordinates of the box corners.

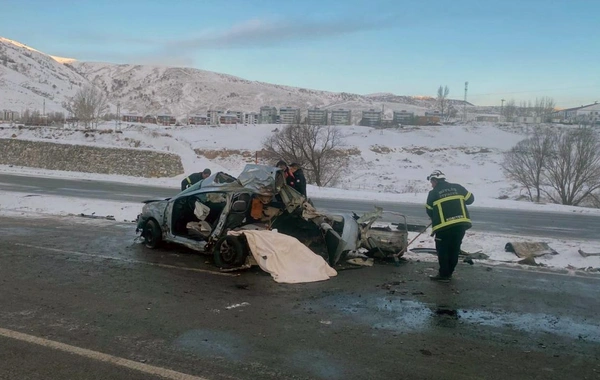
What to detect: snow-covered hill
<box><xmin>0</xmin><ymin>37</ymin><xmax>89</xmax><ymax>113</ymax></box>
<box><xmin>0</xmin><ymin>36</ymin><xmax>478</xmax><ymax>119</ymax></box>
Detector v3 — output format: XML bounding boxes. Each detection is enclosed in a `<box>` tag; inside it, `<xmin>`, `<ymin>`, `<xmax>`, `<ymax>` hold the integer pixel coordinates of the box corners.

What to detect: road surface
<box><xmin>1</xmin><ymin>215</ymin><xmax>599</xmax><ymax>379</ymax></box>
<box><xmin>1</xmin><ymin>173</ymin><xmax>600</xmax><ymax>239</ymax></box>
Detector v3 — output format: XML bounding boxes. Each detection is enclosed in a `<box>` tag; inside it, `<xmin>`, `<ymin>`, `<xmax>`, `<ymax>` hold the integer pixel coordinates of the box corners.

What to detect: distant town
<box><xmin>120</xmin><ymin>107</ymin><xmax>445</xmax><ymax>127</ymax></box>
<box><xmin>1</xmin><ymin>102</ymin><xmax>599</xmax><ymax>128</ymax></box>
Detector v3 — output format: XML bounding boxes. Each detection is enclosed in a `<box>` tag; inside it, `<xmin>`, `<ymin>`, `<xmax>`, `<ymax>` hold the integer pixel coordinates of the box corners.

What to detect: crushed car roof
<box><xmin>175</xmin><ymin>164</ymin><xmax>285</xmax><ymax>199</ymax></box>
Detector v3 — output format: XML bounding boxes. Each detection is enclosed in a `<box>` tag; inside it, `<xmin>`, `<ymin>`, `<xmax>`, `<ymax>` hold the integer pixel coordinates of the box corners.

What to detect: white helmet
<box><xmin>427</xmin><ymin>170</ymin><xmax>446</xmax><ymax>181</ymax></box>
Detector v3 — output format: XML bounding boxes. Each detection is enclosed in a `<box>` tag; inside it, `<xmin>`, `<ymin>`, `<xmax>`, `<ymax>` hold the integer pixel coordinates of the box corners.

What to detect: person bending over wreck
<box><xmin>425</xmin><ymin>170</ymin><xmax>474</xmax><ymax>283</ymax></box>
<box><xmin>181</xmin><ymin>168</ymin><xmax>211</xmax><ymax>191</ymax></box>
<box><xmin>289</xmin><ymin>163</ymin><xmax>307</xmax><ymax>197</ymax></box>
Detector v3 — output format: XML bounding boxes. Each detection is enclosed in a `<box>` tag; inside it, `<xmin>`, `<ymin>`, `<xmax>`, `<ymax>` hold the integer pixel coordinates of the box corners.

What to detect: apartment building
<box><xmin>330</xmin><ymin>109</ymin><xmax>352</xmax><ymax>125</ymax></box>
<box><xmin>1</xmin><ymin>110</ymin><xmax>19</xmax><ymax>121</ymax></box>
<box><xmin>244</xmin><ymin>112</ymin><xmax>258</xmax><ymax>125</ymax></box>
<box><xmin>207</xmin><ymin>110</ymin><xmax>223</xmax><ymax>125</ymax></box>
<box><xmin>227</xmin><ymin>110</ymin><xmax>244</xmax><ymax>122</ymax></box>
<box><xmin>360</xmin><ymin>109</ymin><xmax>382</xmax><ymax>127</ymax></box>
<box><xmin>393</xmin><ymin>110</ymin><xmax>414</xmax><ymax>124</ymax></box>
<box><xmin>189</xmin><ymin>115</ymin><xmax>210</xmax><ymax>125</ymax></box>
<box><xmin>279</xmin><ymin>107</ymin><xmax>301</xmax><ymax>125</ymax></box>
<box><xmin>259</xmin><ymin>106</ymin><xmax>278</xmax><ymax>124</ymax></box>
<box><xmin>307</xmin><ymin>107</ymin><xmax>328</xmax><ymax>125</ymax></box>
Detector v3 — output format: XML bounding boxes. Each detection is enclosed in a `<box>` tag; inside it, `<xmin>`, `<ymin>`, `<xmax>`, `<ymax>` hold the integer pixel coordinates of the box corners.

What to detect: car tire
<box><xmin>214</xmin><ymin>235</ymin><xmax>247</xmax><ymax>269</ymax></box>
<box><xmin>143</xmin><ymin>219</ymin><xmax>162</xmax><ymax>249</ymax></box>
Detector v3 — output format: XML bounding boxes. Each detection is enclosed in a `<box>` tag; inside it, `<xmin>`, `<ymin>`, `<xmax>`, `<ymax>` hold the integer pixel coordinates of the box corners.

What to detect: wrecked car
<box><xmin>136</xmin><ymin>164</ymin><xmax>408</xmax><ymax>269</ymax></box>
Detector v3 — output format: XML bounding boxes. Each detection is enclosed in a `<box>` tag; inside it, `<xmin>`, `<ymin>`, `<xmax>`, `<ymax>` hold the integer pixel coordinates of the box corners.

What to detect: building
<box><xmin>157</xmin><ymin>114</ymin><xmax>176</xmax><ymax>126</ymax></box>
<box><xmin>513</xmin><ymin>116</ymin><xmax>541</xmax><ymax>124</ymax></box>
<box><xmin>279</xmin><ymin>107</ymin><xmax>301</xmax><ymax>125</ymax></box>
<box><xmin>575</xmin><ymin>102</ymin><xmax>600</xmax><ymax>124</ymax></box>
<box><xmin>476</xmin><ymin>116</ymin><xmax>499</xmax><ymax>122</ymax></box>
<box><xmin>360</xmin><ymin>109</ymin><xmax>382</xmax><ymax>127</ymax></box>
<box><xmin>330</xmin><ymin>109</ymin><xmax>352</xmax><ymax>125</ymax></box>
<box><xmin>259</xmin><ymin>106</ymin><xmax>277</xmax><ymax>124</ymax></box>
<box><xmin>207</xmin><ymin>110</ymin><xmax>223</xmax><ymax>125</ymax></box>
<box><xmin>307</xmin><ymin>108</ymin><xmax>328</xmax><ymax>125</ymax></box>
<box><xmin>393</xmin><ymin>110</ymin><xmax>414</xmax><ymax>124</ymax></box>
<box><xmin>1</xmin><ymin>110</ymin><xmax>19</xmax><ymax>121</ymax></box>
<box><xmin>244</xmin><ymin>112</ymin><xmax>258</xmax><ymax>125</ymax></box>
<box><xmin>219</xmin><ymin>114</ymin><xmax>238</xmax><ymax>125</ymax></box>
<box><xmin>143</xmin><ymin>115</ymin><xmax>157</xmax><ymax>124</ymax></box>
<box><xmin>122</xmin><ymin>114</ymin><xmax>143</xmax><ymax>123</ymax></box>
<box><xmin>425</xmin><ymin>111</ymin><xmax>442</xmax><ymax>118</ymax></box>
<box><xmin>226</xmin><ymin>111</ymin><xmax>244</xmax><ymax>122</ymax></box>
<box><xmin>551</xmin><ymin>102</ymin><xmax>600</xmax><ymax>124</ymax></box>
<box><xmin>189</xmin><ymin>115</ymin><xmax>210</xmax><ymax>125</ymax></box>
<box><xmin>416</xmin><ymin>116</ymin><xmax>440</xmax><ymax>125</ymax></box>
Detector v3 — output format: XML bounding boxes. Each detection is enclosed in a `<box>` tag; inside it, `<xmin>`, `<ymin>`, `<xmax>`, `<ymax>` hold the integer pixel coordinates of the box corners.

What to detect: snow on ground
<box><xmin>1</xmin><ymin>190</ymin><xmax>599</xmax><ymax>273</ymax></box>
<box><xmin>403</xmin><ymin>229</ymin><xmax>600</xmax><ymax>273</ymax></box>
<box><xmin>0</xmin><ymin>191</ymin><xmax>140</xmax><ymax>222</ymax></box>
<box><xmin>2</xmin><ymin>121</ymin><xmax>600</xmax><ymax>215</ymax></box>
<box><xmin>2</xmin><ymin>120</ymin><xmax>600</xmax><ymax>275</ymax></box>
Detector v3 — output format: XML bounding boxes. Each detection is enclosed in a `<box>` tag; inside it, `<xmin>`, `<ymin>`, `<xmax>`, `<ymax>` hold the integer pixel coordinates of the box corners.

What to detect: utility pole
<box><xmin>501</xmin><ymin>99</ymin><xmax>505</xmax><ymax>120</ymax></box>
<box><xmin>43</xmin><ymin>99</ymin><xmax>45</xmax><ymax>117</ymax></box>
<box><xmin>463</xmin><ymin>82</ymin><xmax>468</xmax><ymax>122</ymax></box>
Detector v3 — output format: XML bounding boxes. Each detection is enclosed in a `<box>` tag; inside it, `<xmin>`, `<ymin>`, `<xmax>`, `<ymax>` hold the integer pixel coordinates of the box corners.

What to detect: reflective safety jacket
<box><xmin>181</xmin><ymin>172</ymin><xmax>203</xmax><ymax>191</ymax></box>
<box><xmin>425</xmin><ymin>181</ymin><xmax>474</xmax><ymax>233</ymax></box>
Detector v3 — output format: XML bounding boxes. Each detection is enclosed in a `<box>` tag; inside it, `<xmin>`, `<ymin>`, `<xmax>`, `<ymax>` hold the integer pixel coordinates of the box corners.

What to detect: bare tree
<box><xmin>543</xmin><ymin>127</ymin><xmax>600</xmax><ymax>206</ymax></box>
<box><xmin>517</xmin><ymin>100</ymin><xmax>533</xmax><ymax>117</ymax></box>
<box><xmin>436</xmin><ymin>85</ymin><xmax>450</xmax><ymax>119</ymax></box>
<box><xmin>533</xmin><ymin>97</ymin><xmax>556</xmax><ymax>122</ymax></box>
<box><xmin>262</xmin><ymin>121</ymin><xmax>349</xmax><ymax>186</ymax></box>
<box><xmin>502</xmin><ymin>99</ymin><xmax>517</xmax><ymax>122</ymax></box>
<box><xmin>62</xmin><ymin>85</ymin><xmax>109</xmax><ymax>128</ymax></box>
<box><xmin>502</xmin><ymin>127</ymin><xmax>554</xmax><ymax>202</ymax></box>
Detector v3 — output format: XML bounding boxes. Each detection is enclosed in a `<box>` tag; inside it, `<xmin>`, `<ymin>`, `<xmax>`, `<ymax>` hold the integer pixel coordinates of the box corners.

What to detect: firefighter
<box><xmin>181</xmin><ymin>168</ymin><xmax>211</xmax><ymax>191</ymax></box>
<box><xmin>425</xmin><ymin>170</ymin><xmax>474</xmax><ymax>282</ymax></box>
<box><xmin>276</xmin><ymin>160</ymin><xmax>296</xmax><ymax>188</ymax></box>
<box><xmin>289</xmin><ymin>163</ymin><xmax>307</xmax><ymax>197</ymax></box>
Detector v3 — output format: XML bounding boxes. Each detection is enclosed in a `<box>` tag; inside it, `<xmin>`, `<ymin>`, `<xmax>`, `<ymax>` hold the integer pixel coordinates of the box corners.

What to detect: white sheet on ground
<box><xmin>228</xmin><ymin>230</ymin><xmax>337</xmax><ymax>284</ymax></box>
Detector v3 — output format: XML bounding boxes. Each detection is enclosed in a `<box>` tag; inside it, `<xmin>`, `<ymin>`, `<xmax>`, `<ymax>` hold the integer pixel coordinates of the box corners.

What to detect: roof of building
<box><xmin>555</xmin><ymin>102</ymin><xmax>599</xmax><ymax>112</ymax></box>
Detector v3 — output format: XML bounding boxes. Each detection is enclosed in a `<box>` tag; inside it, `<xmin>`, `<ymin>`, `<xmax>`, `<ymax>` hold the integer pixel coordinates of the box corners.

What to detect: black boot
<box><xmin>429</xmin><ymin>274</ymin><xmax>451</xmax><ymax>283</ymax></box>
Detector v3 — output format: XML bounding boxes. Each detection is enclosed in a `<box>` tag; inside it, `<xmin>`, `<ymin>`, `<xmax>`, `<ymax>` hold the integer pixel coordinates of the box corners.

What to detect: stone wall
<box><xmin>0</xmin><ymin>138</ymin><xmax>184</xmax><ymax>178</ymax></box>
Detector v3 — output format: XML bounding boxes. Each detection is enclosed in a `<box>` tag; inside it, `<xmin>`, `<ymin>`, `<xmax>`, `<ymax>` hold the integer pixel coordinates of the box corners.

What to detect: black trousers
<box><xmin>434</xmin><ymin>227</ymin><xmax>466</xmax><ymax>278</ymax></box>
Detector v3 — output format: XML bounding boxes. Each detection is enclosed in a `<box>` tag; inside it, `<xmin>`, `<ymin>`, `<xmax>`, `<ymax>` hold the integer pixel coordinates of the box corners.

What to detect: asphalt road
<box><xmin>1</xmin><ymin>215</ymin><xmax>599</xmax><ymax>379</ymax></box>
<box><xmin>1</xmin><ymin>173</ymin><xmax>600</xmax><ymax>239</ymax></box>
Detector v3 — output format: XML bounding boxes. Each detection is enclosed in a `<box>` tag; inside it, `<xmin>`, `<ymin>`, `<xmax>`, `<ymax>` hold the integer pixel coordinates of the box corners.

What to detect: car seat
<box><xmin>186</xmin><ymin>201</ymin><xmax>213</xmax><ymax>239</ymax></box>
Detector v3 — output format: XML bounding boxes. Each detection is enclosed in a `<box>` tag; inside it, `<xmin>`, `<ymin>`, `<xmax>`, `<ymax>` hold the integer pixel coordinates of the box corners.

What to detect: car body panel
<box><xmin>136</xmin><ymin>164</ymin><xmax>409</xmax><ymax>267</ymax></box>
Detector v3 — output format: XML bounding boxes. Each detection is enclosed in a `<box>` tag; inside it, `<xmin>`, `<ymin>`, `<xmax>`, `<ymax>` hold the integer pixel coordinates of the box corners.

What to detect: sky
<box><xmin>1</xmin><ymin>0</ymin><xmax>599</xmax><ymax>107</ymax></box>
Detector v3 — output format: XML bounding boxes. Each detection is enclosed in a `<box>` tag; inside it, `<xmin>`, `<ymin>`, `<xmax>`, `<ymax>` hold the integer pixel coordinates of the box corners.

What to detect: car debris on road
<box><xmin>135</xmin><ymin>164</ymin><xmax>409</xmax><ymax>278</ymax></box>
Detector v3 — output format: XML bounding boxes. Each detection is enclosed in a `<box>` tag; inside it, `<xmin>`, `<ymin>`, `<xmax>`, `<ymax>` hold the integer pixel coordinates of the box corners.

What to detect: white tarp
<box><xmin>228</xmin><ymin>230</ymin><xmax>337</xmax><ymax>284</ymax></box>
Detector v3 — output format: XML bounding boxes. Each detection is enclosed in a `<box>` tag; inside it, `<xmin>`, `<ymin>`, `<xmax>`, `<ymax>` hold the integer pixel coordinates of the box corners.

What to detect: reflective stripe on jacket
<box><xmin>425</xmin><ymin>181</ymin><xmax>474</xmax><ymax>233</ymax></box>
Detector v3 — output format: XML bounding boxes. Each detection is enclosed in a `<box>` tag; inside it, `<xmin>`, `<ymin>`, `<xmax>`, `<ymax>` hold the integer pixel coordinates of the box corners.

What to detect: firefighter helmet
<box><xmin>427</xmin><ymin>170</ymin><xmax>446</xmax><ymax>181</ymax></box>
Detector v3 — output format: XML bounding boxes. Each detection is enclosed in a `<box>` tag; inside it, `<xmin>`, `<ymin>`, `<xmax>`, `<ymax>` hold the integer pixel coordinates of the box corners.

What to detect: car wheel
<box><xmin>214</xmin><ymin>235</ymin><xmax>247</xmax><ymax>269</ymax></box>
<box><xmin>143</xmin><ymin>219</ymin><xmax>162</xmax><ymax>249</ymax></box>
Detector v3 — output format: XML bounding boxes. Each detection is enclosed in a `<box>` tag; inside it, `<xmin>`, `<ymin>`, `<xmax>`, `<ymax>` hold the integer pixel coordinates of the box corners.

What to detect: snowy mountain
<box><xmin>0</xmin><ymin>36</ymin><xmax>473</xmax><ymax>119</ymax></box>
<box><xmin>0</xmin><ymin>37</ymin><xmax>89</xmax><ymax>113</ymax></box>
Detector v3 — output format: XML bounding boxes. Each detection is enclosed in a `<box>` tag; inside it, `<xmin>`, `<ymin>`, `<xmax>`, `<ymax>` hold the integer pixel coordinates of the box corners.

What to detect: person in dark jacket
<box><xmin>276</xmin><ymin>160</ymin><xmax>296</xmax><ymax>188</ymax></box>
<box><xmin>181</xmin><ymin>168</ymin><xmax>211</xmax><ymax>191</ymax></box>
<box><xmin>425</xmin><ymin>170</ymin><xmax>474</xmax><ymax>282</ymax></box>
<box><xmin>289</xmin><ymin>163</ymin><xmax>307</xmax><ymax>197</ymax></box>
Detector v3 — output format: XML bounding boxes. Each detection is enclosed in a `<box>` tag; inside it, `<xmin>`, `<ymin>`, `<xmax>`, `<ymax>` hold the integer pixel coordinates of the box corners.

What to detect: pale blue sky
<box><xmin>1</xmin><ymin>0</ymin><xmax>598</xmax><ymax>107</ymax></box>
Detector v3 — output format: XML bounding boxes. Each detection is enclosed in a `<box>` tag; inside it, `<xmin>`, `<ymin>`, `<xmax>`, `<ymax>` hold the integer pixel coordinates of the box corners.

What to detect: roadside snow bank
<box><xmin>0</xmin><ymin>191</ymin><xmax>140</xmax><ymax>222</ymax></box>
<box><xmin>404</xmin><ymin>229</ymin><xmax>600</xmax><ymax>273</ymax></box>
